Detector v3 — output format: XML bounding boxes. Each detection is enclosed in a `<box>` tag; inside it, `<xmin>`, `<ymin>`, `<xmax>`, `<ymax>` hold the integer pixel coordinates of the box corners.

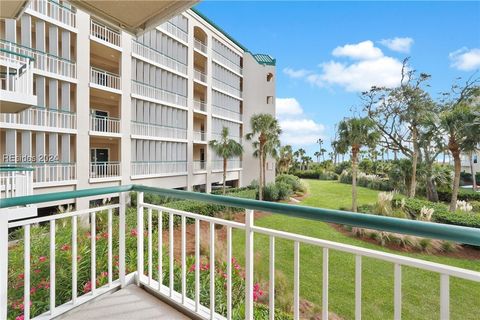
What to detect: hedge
<box><xmin>437</xmin><ymin>189</ymin><xmax>480</xmax><ymax>202</ymax></box>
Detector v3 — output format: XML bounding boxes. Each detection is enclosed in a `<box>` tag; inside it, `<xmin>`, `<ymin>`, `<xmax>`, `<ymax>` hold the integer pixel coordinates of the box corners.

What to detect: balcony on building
<box><xmin>157</xmin><ymin>20</ymin><xmax>188</xmax><ymax>44</ymax></box>
<box><xmin>193</xmin><ymin>114</ymin><xmax>207</xmax><ymax>144</ymax></box>
<box><xmin>89</xmin><ymin>137</ymin><xmax>121</xmax><ymax>182</ymax></box>
<box><xmin>212</xmin><ymin>77</ymin><xmax>242</xmax><ymax>100</ymax></box>
<box><xmin>0</xmin><ymin>106</ymin><xmax>77</xmax><ymax>133</ymax></box>
<box><xmin>131</xmin><ymin>160</ymin><xmax>187</xmax><ymax>178</ymax></box>
<box><xmin>89</xmin><ymin>43</ymin><xmax>121</xmax><ymax>94</ymax></box>
<box><xmin>193</xmin><ymin>83</ymin><xmax>207</xmax><ymax>114</ymax></box>
<box><xmin>0</xmin><ymin>49</ymin><xmax>37</xmax><ymax>113</ymax></box>
<box><xmin>29</xmin><ymin>161</ymin><xmax>77</xmax><ymax>187</ymax></box>
<box><xmin>193</xmin><ymin>26</ymin><xmax>208</xmax><ymax>56</ymax></box>
<box><xmin>131</xmin><ymin>39</ymin><xmax>187</xmax><ymax>76</ymax></box>
<box><xmin>212</xmin><ymin>49</ymin><xmax>243</xmax><ymax>77</ymax></box>
<box><xmin>193</xmin><ymin>144</ymin><xmax>207</xmax><ymax>174</ymax></box>
<box><xmin>131</xmin><ymin>80</ymin><xmax>187</xmax><ymax>109</ymax></box>
<box><xmin>211</xmin><ymin>104</ymin><xmax>243</xmax><ymax>123</ymax></box>
<box><xmin>90</xmin><ymin>20</ymin><xmax>122</xmax><ymax>50</ymax></box>
<box><xmin>193</xmin><ymin>52</ymin><xmax>207</xmax><ymax>85</ymax></box>
<box><xmin>211</xmin><ymin>131</ymin><xmax>242</xmax><ymax>145</ymax></box>
<box><xmin>212</xmin><ymin>158</ymin><xmax>242</xmax><ymax>172</ymax></box>
<box><xmin>89</xmin><ymin>85</ymin><xmax>121</xmax><ymax>137</ymax></box>
<box><xmin>131</xmin><ymin>120</ymin><xmax>187</xmax><ymax>141</ymax></box>
<box><xmin>0</xmin><ymin>39</ymin><xmax>77</xmax><ymax>81</ymax></box>
<box><xmin>25</xmin><ymin>0</ymin><xmax>77</xmax><ymax>31</ymax></box>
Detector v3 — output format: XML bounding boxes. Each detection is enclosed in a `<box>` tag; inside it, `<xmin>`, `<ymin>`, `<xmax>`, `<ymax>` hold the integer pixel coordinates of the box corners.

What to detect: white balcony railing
<box><xmin>194</xmin><ymin>69</ymin><xmax>207</xmax><ymax>83</ymax></box>
<box><xmin>131</xmin><ymin>121</ymin><xmax>187</xmax><ymax>140</ymax></box>
<box><xmin>90</xmin><ymin>67</ymin><xmax>120</xmax><ymax>90</ymax></box>
<box><xmin>211</xmin><ymin>133</ymin><xmax>242</xmax><ymax>144</ymax></box>
<box><xmin>193</xmin><ymin>99</ymin><xmax>206</xmax><ymax>112</ymax></box>
<box><xmin>212</xmin><ymin>78</ymin><xmax>242</xmax><ymax>99</ymax></box>
<box><xmin>132</xmin><ymin>40</ymin><xmax>187</xmax><ymax>75</ymax></box>
<box><xmin>212</xmin><ymin>105</ymin><xmax>242</xmax><ymax>122</ymax></box>
<box><xmin>0</xmin><ymin>167</ymin><xmax>33</xmax><ymax>198</ymax></box>
<box><xmin>193</xmin><ymin>131</ymin><xmax>206</xmax><ymax>142</ymax></box>
<box><xmin>0</xmin><ymin>107</ymin><xmax>76</xmax><ymax>130</ymax></box>
<box><xmin>0</xmin><ymin>50</ymin><xmax>35</xmax><ymax>105</ymax></box>
<box><xmin>1</xmin><ymin>187</ymin><xmax>479</xmax><ymax>320</ymax></box>
<box><xmin>212</xmin><ymin>159</ymin><xmax>242</xmax><ymax>171</ymax></box>
<box><xmin>90</xmin><ymin>161</ymin><xmax>121</xmax><ymax>179</ymax></box>
<box><xmin>27</xmin><ymin>0</ymin><xmax>76</xmax><ymax>28</ymax></box>
<box><xmin>158</xmin><ymin>21</ymin><xmax>188</xmax><ymax>43</ymax></box>
<box><xmin>212</xmin><ymin>50</ymin><xmax>243</xmax><ymax>75</ymax></box>
<box><xmin>90</xmin><ymin>114</ymin><xmax>121</xmax><ymax>134</ymax></box>
<box><xmin>90</xmin><ymin>20</ymin><xmax>121</xmax><ymax>47</ymax></box>
<box><xmin>194</xmin><ymin>39</ymin><xmax>207</xmax><ymax>54</ymax></box>
<box><xmin>30</xmin><ymin>162</ymin><xmax>76</xmax><ymax>184</ymax></box>
<box><xmin>0</xmin><ymin>40</ymin><xmax>77</xmax><ymax>79</ymax></box>
<box><xmin>131</xmin><ymin>161</ymin><xmax>187</xmax><ymax>176</ymax></box>
<box><xmin>131</xmin><ymin>80</ymin><xmax>187</xmax><ymax>108</ymax></box>
<box><xmin>193</xmin><ymin>160</ymin><xmax>206</xmax><ymax>172</ymax></box>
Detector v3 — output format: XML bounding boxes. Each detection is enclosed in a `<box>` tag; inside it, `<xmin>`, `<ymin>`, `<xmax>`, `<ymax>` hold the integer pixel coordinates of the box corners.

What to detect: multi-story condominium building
<box><xmin>0</xmin><ymin>1</ymin><xmax>276</xmax><ymax>211</ymax></box>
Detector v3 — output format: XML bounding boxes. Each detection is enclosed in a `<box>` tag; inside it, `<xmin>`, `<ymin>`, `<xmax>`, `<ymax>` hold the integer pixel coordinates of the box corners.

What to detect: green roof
<box><xmin>190</xmin><ymin>7</ymin><xmax>275</xmax><ymax>66</ymax></box>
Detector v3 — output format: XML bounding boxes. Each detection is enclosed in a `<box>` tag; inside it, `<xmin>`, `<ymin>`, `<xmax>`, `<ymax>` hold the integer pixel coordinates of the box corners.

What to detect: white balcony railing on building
<box><xmin>193</xmin><ymin>131</ymin><xmax>206</xmax><ymax>142</ymax></box>
<box><xmin>212</xmin><ymin>50</ymin><xmax>243</xmax><ymax>75</ymax></box>
<box><xmin>193</xmin><ymin>99</ymin><xmax>206</xmax><ymax>112</ymax></box>
<box><xmin>131</xmin><ymin>80</ymin><xmax>187</xmax><ymax>108</ymax></box>
<box><xmin>193</xmin><ymin>160</ymin><xmax>206</xmax><ymax>172</ymax></box>
<box><xmin>28</xmin><ymin>0</ymin><xmax>76</xmax><ymax>28</ymax></box>
<box><xmin>212</xmin><ymin>105</ymin><xmax>242</xmax><ymax>122</ymax></box>
<box><xmin>90</xmin><ymin>20</ymin><xmax>121</xmax><ymax>47</ymax></box>
<box><xmin>1</xmin><ymin>40</ymin><xmax>77</xmax><ymax>79</ymax></box>
<box><xmin>90</xmin><ymin>114</ymin><xmax>121</xmax><ymax>134</ymax></box>
<box><xmin>132</xmin><ymin>40</ymin><xmax>187</xmax><ymax>75</ymax></box>
<box><xmin>194</xmin><ymin>69</ymin><xmax>207</xmax><ymax>83</ymax></box>
<box><xmin>0</xmin><ymin>167</ymin><xmax>33</xmax><ymax>199</ymax></box>
<box><xmin>194</xmin><ymin>39</ymin><xmax>207</xmax><ymax>54</ymax></box>
<box><xmin>1</xmin><ymin>186</ymin><xmax>479</xmax><ymax>320</ymax></box>
<box><xmin>29</xmin><ymin>162</ymin><xmax>77</xmax><ymax>184</ymax></box>
<box><xmin>158</xmin><ymin>21</ymin><xmax>188</xmax><ymax>43</ymax></box>
<box><xmin>212</xmin><ymin>159</ymin><xmax>242</xmax><ymax>171</ymax></box>
<box><xmin>211</xmin><ymin>133</ymin><xmax>242</xmax><ymax>144</ymax></box>
<box><xmin>131</xmin><ymin>161</ymin><xmax>187</xmax><ymax>176</ymax></box>
<box><xmin>0</xmin><ymin>49</ymin><xmax>35</xmax><ymax>100</ymax></box>
<box><xmin>0</xmin><ymin>107</ymin><xmax>76</xmax><ymax>130</ymax></box>
<box><xmin>212</xmin><ymin>78</ymin><xmax>242</xmax><ymax>99</ymax></box>
<box><xmin>90</xmin><ymin>67</ymin><xmax>120</xmax><ymax>90</ymax></box>
<box><xmin>90</xmin><ymin>161</ymin><xmax>121</xmax><ymax>179</ymax></box>
<box><xmin>131</xmin><ymin>121</ymin><xmax>187</xmax><ymax>140</ymax></box>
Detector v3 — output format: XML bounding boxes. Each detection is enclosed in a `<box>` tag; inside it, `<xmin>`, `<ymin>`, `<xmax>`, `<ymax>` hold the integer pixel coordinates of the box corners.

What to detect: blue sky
<box><xmin>196</xmin><ymin>1</ymin><xmax>480</xmax><ymax>156</ymax></box>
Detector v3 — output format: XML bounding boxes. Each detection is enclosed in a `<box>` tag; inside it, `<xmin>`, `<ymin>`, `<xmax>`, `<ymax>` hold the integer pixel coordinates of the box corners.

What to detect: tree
<box><xmin>439</xmin><ymin>78</ymin><xmax>479</xmax><ymax>210</ymax></box>
<box><xmin>314</xmin><ymin>151</ymin><xmax>321</xmax><ymax>163</ymax></box>
<box><xmin>246</xmin><ymin>114</ymin><xmax>282</xmax><ymax>200</ymax></box>
<box><xmin>337</xmin><ymin>117</ymin><xmax>380</xmax><ymax>212</ymax></box>
<box><xmin>209</xmin><ymin>127</ymin><xmax>243</xmax><ymax>195</ymax></box>
<box><xmin>277</xmin><ymin>145</ymin><xmax>293</xmax><ymax>174</ymax></box>
<box><xmin>294</xmin><ymin>148</ymin><xmax>306</xmax><ymax>170</ymax></box>
<box><xmin>320</xmin><ymin>148</ymin><xmax>327</xmax><ymax>161</ymax></box>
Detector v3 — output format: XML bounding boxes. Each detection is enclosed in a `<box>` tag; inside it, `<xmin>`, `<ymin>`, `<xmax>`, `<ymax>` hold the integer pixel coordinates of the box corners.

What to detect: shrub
<box><xmin>339</xmin><ymin>170</ymin><xmax>393</xmax><ymax>191</ymax></box>
<box><xmin>276</xmin><ymin>182</ymin><xmax>293</xmax><ymax>200</ymax></box>
<box><xmin>318</xmin><ymin>170</ymin><xmax>338</xmax><ymax>181</ymax></box>
<box><xmin>291</xmin><ymin>170</ymin><xmax>319</xmax><ymax>179</ymax></box>
<box><xmin>276</xmin><ymin>174</ymin><xmax>307</xmax><ymax>194</ymax></box>
<box><xmin>262</xmin><ymin>183</ymin><xmax>280</xmax><ymax>201</ymax></box>
<box><xmin>334</xmin><ymin>161</ymin><xmax>351</xmax><ymax>175</ymax></box>
<box><xmin>437</xmin><ymin>189</ymin><xmax>480</xmax><ymax>202</ymax></box>
<box><xmin>470</xmin><ymin>201</ymin><xmax>480</xmax><ymax>213</ymax></box>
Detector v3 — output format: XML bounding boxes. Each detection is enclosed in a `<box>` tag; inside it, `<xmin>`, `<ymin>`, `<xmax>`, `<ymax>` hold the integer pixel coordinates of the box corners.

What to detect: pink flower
<box><xmin>18</xmin><ymin>274</ymin><xmax>24</xmax><ymax>280</ymax></box>
<box><xmin>130</xmin><ymin>229</ymin><xmax>138</xmax><ymax>237</ymax></box>
<box><xmin>83</xmin><ymin>281</ymin><xmax>92</xmax><ymax>293</ymax></box>
<box><xmin>60</xmin><ymin>244</ymin><xmax>71</xmax><ymax>251</ymax></box>
<box><xmin>101</xmin><ymin>232</ymin><xmax>109</xmax><ymax>239</ymax></box>
<box><xmin>189</xmin><ymin>265</ymin><xmax>196</xmax><ymax>272</ymax></box>
<box><xmin>30</xmin><ymin>287</ymin><xmax>37</xmax><ymax>294</ymax></box>
<box><xmin>253</xmin><ymin>283</ymin><xmax>264</xmax><ymax>302</ymax></box>
<box><xmin>34</xmin><ymin>269</ymin><xmax>41</xmax><ymax>274</ymax></box>
<box><xmin>15</xmin><ymin>315</ymin><xmax>24</xmax><ymax>320</ymax></box>
<box><xmin>86</xmin><ymin>232</ymin><xmax>91</xmax><ymax>239</ymax></box>
<box><xmin>100</xmin><ymin>271</ymin><xmax>108</xmax><ymax>278</ymax></box>
<box><xmin>38</xmin><ymin>256</ymin><xmax>47</xmax><ymax>263</ymax></box>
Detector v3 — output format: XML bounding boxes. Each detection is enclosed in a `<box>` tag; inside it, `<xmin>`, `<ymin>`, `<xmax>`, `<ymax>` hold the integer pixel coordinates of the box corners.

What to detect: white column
<box><xmin>35</xmin><ymin>20</ymin><xmax>46</xmax><ymax>51</ymax></box>
<box><xmin>5</xmin><ymin>130</ymin><xmax>17</xmax><ymax>163</ymax></box>
<box><xmin>61</xmin><ymin>29</ymin><xmax>71</xmax><ymax>60</ymax></box>
<box><xmin>205</xmin><ymin>34</ymin><xmax>213</xmax><ymax>193</ymax></box>
<box><xmin>22</xmin><ymin>132</ymin><xmax>32</xmax><ymax>160</ymax></box>
<box><xmin>186</xmin><ymin>21</ymin><xmax>194</xmax><ymax>191</ymax></box>
<box><xmin>48</xmin><ymin>25</ymin><xmax>59</xmax><ymax>56</ymax></box>
<box><xmin>120</xmin><ymin>30</ymin><xmax>132</xmax><ymax>185</ymax></box>
<box><xmin>21</xmin><ymin>15</ymin><xmax>32</xmax><ymax>46</ymax></box>
<box><xmin>5</xmin><ymin>19</ymin><xmax>16</xmax><ymax>42</ymax></box>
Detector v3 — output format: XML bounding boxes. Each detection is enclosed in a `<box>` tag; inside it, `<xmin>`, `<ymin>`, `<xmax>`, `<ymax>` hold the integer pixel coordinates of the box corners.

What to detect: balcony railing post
<box><xmin>136</xmin><ymin>192</ymin><xmax>144</xmax><ymax>286</ymax></box>
<box><xmin>0</xmin><ymin>211</ymin><xmax>8</xmax><ymax>319</ymax></box>
<box><xmin>245</xmin><ymin>209</ymin><xmax>254</xmax><ymax>319</ymax></box>
<box><xmin>119</xmin><ymin>192</ymin><xmax>127</xmax><ymax>288</ymax></box>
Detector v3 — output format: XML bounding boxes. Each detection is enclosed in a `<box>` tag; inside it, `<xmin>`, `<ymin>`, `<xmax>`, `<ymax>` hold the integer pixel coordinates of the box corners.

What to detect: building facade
<box><xmin>0</xmin><ymin>1</ymin><xmax>276</xmax><ymax>210</ymax></box>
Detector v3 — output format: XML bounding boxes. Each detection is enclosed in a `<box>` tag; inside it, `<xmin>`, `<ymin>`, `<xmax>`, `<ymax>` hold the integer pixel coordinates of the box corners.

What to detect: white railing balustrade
<box><xmin>158</xmin><ymin>21</ymin><xmax>188</xmax><ymax>43</ymax></box>
<box><xmin>90</xmin><ymin>161</ymin><xmax>121</xmax><ymax>179</ymax></box>
<box><xmin>90</xmin><ymin>20</ymin><xmax>121</xmax><ymax>47</ymax></box>
<box><xmin>212</xmin><ymin>159</ymin><xmax>242</xmax><ymax>171</ymax></box>
<box><xmin>27</xmin><ymin>0</ymin><xmax>76</xmax><ymax>28</ymax></box>
<box><xmin>193</xmin><ymin>99</ymin><xmax>206</xmax><ymax>112</ymax></box>
<box><xmin>212</xmin><ymin>50</ymin><xmax>243</xmax><ymax>75</ymax></box>
<box><xmin>212</xmin><ymin>105</ymin><xmax>242</xmax><ymax>122</ymax></box>
<box><xmin>131</xmin><ymin>161</ymin><xmax>187</xmax><ymax>176</ymax></box>
<box><xmin>194</xmin><ymin>39</ymin><xmax>207</xmax><ymax>54</ymax></box>
<box><xmin>194</xmin><ymin>69</ymin><xmax>207</xmax><ymax>83</ymax></box>
<box><xmin>131</xmin><ymin>121</ymin><xmax>187</xmax><ymax>140</ymax></box>
<box><xmin>211</xmin><ymin>133</ymin><xmax>242</xmax><ymax>144</ymax></box>
<box><xmin>31</xmin><ymin>162</ymin><xmax>77</xmax><ymax>184</ymax></box>
<box><xmin>90</xmin><ymin>114</ymin><xmax>121</xmax><ymax>134</ymax></box>
<box><xmin>193</xmin><ymin>160</ymin><xmax>206</xmax><ymax>172</ymax></box>
<box><xmin>0</xmin><ymin>168</ymin><xmax>33</xmax><ymax>198</ymax></box>
<box><xmin>193</xmin><ymin>131</ymin><xmax>206</xmax><ymax>142</ymax></box>
<box><xmin>212</xmin><ymin>78</ymin><xmax>242</xmax><ymax>99</ymax></box>
<box><xmin>1</xmin><ymin>40</ymin><xmax>77</xmax><ymax>79</ymax></box>
<box><xmin>90</xmin><ymin>67</ymin><xmax>120</xmax><ymax>90</ymax></box>
<box><xmin>131</xmin><ymin>80</ymin><xmax>187</xmax><ymax>107</ymax></box>
<box><xmin>0</xmin><ymin>50</ymin><xmax>34</xmax><ymax>98</ymax></box>
<box><xmin>132</xmin><ymin>40</ymin><xmax>187</xmax><ymax>75</ymax></box>
<box><xmin>0</xmin><ymin>107</ymin><xmax>76</xmax><ymax>130</ymax></box>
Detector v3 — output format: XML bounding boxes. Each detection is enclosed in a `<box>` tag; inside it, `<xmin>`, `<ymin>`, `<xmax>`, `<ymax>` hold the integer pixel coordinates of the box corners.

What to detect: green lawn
<box><xmin>232</xmin><ymin>180</ymin><xmax>480</xmax><ymax>319</ymax></box>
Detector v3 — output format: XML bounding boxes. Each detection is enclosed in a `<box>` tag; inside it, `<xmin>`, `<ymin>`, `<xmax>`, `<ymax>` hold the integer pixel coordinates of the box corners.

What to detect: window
<box><xmin>266</xmin><ymin>72</ymin><xmax>273</xmax><ymax>82</ymax></box>
<box><xmin>474</xmin><ymin>155</ymin><xmax>478</xmax><ymax>164</ymax></box>
<box><xmin>266</xmin><ymin>96</ymin><xmax>273</xmax><ymax>104</ymax></box>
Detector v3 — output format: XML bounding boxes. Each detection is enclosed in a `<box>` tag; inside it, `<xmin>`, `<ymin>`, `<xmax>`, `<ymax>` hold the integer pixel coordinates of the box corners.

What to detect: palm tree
<box><xmin>277</xmin><ymin>145</ymin><xmax>293</xmax><ymax>173</ymax></box>
<box><xmin>314</xmin><ymin>151</ymin><xmax>321</xmax><ymax>163</ymax></box>
<box><xmin>337</xmin><ymin>117</ymin><xmax>379</xmax><ymax>212</ymax></box>
<box><xmin>209</xmin><ymin>127</ymin><xmax>243</xmax><ymax>194</ymax></box>
<box><xmin>246</xmin><ymin>114</ymin><xmax>281</xmax><ymax>200</ymax></box>
<box><xmin>320</xmin><ymin>148</ymin><xmax>327</xmax><ymax>161</ymax></box>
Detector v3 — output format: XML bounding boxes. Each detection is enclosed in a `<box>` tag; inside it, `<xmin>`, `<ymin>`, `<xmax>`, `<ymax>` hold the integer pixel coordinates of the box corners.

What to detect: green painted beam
<box><xmin>0</xmin><ymin>166</ymin><xmax>35</xmax><ymax>172</ymax></box>
<box><xmin>1</xmin><ymin>184</ymin><xmax>479</xmax><ymax>246</ymax></box>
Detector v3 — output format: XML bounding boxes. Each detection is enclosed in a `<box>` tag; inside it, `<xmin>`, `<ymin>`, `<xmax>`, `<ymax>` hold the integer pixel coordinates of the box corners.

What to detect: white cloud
<box><xmin>332</xmin><ymin>40</ymin><xmax>383</xmax><ymax>60</ymax></box>
<box><xmin>276</xmin><ymin>98</ymin><xmax>303</xmax><ymax>116</ymax></box>
<box><xmin>283</xmin><ymin>67</ymin><xmax>311</xmax><ymax>78</ymax></box>
<box><xmin>379</xmin><ymin>37</ymin><xmax>414</xmax><ymax>53</ymax></box>
<box><xmin>449</xmin><ymin>48</ymin><xmax>480</xmax><ymax>71</ymax></box>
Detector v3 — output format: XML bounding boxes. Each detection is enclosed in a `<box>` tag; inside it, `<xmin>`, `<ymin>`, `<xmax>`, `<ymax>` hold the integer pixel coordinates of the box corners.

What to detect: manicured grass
<box><xmin>232</xmin><ymin>180</ymin><xmax>480</xmax><ymax>319</ymax></box>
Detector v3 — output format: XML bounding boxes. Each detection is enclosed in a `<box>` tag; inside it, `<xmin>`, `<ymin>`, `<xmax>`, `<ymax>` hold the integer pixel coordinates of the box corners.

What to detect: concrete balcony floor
<box><xmin>58</xmin><ymin>285</ymin><xmax>191</xmax><ymax>320</ymax></box>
